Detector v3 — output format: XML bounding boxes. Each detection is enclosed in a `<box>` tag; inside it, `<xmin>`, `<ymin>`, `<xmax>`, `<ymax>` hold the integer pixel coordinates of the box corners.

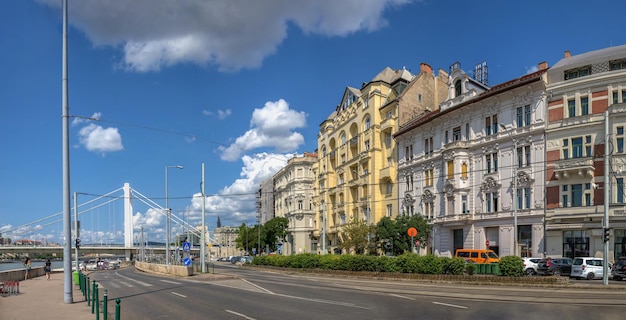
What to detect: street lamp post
<box><xmin>500</xmin><ymin>124</ymin><xmax>518</xmax><ymax>257</ymax></box>
<box><xmin>165</xmin><ymin>165</ymin><xmax>183</xmax><ymax>266</ymax></box>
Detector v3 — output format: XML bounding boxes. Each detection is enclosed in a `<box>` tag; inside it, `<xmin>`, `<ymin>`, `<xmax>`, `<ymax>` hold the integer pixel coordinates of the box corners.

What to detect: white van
<box><xmin>570</xmin><ymin>257</ymin><xmax>606</xmax><ymax>280</ymax></box>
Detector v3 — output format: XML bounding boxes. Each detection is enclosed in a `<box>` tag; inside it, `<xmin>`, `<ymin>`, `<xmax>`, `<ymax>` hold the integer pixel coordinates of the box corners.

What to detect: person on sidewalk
<box><xmin>44</xmin><ymin>259</ymin><xmax>52</xmax><ymax>280</ymax></box>
<box><xmin>24</xmin><ymin>258</ymin><xmax>31</xmax><ymax>280</ymax></box>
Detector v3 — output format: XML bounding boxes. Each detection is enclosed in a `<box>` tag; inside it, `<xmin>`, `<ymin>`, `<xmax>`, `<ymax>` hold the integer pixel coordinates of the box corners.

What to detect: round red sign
<box><xmin>486</xmin><ymin>240</ymin><xmax>490</xmax><ymax>247</ymax></box>
<box><xmin>407</xmin><ymin>227</ymin><xmax>418</xmax><ymax>237</ymax></box>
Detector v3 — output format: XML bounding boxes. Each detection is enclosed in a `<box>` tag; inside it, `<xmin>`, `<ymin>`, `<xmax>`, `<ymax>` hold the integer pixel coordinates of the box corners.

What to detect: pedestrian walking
<box><xmin>24</xmin><ymin>258</ymin><xmax>31</xmax><ymax>280</ymax></box>
<box><xmin>45</xmin><ymin>259</ymin><xmax>52</xmax><ymax>280</ymax></box>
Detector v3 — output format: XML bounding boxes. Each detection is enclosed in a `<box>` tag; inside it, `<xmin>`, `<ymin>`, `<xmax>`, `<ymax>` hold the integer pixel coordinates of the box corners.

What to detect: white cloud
<box><xmin>202</xmin><ymin>108</ymin><xmax>232</xmax><ymax>119</ymax></box>
<box><xmin>38</xmin><ymin>0</ymin><xmax>413</xmax><ymax>72</ymax></box>
<box><xmin>72</xmin><ymin>112</ymin><xmax>101</xmax><ymax>126</ymax></box>
<box><xmin>186</xmin><ymin>152</ymin><xmax>291</xmax><ymax>225</ymax></box>
<box><xmin>78</xmin><ymin>123</ymin><xmax>124</xmax><ymax>154</ymax></box>
<box><xmin>219</xmin><ymin>99</ymin><xmax>306</xmax><ymax>161</ymax></box>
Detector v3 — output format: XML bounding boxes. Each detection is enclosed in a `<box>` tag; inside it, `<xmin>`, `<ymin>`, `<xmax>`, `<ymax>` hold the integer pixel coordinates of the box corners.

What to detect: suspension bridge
<box><xmin>0</xmin><ymin>183</ymin><xmax>213</xmax><ymax>260</ymax></box>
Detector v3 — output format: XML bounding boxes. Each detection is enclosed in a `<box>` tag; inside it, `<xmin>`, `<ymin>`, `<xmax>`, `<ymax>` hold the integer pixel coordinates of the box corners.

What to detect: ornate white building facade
<box><xmin>395</xmin><ymin>62</ymin><xmax>548</xmax><ymax>258</ymax></box>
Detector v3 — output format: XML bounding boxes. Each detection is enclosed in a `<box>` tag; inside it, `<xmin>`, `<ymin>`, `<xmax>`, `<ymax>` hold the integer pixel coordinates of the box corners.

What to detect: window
<box><xmin>455</xmin><ymin>80</ymin><xmax>462</xmax><ymax>97</ymax></box>
<box><xmin>485</xmin><ymin>114</ymin><xmax>498</xmax><ymax>136</ymax></box>
<box><xmin>465</xmin><ymin>123</ymin><xmax>470</xmax><ymax>141</ymax></box>
<box><xmin>610</xmin><ymin>59</ymin><xmax>626</xmax><ymax>71</ymax></box>
<box><xmin>517</xmin><ymin>188</ymin><xmax>531</xmax><ymax>210</ymax></box>
<box><xmin>517</xmin><ymin>105</ymin><xmax>531</xmax><ymax>127</ymax></box>
<box><xmin>581</xmin><ymin>96</ymin><xmax>589</xmax><ymax>115</ymax></box>
<box><xmin>564</xmin><ymin>66</ymin><xmax>591</xmax><ymax>80</ymax></box>
<box><xmin>425</xmin><ymin>169</ymin><xmax>434</xmax><ymax>187</ymax></box>
<box><xmin>617</xmin><ymin>126</ymin><xmax>624</xmax><ymax>154</ymax></box>
<box><xmin>365</xmin><ymin>140</ymin><xmax>370</xmax><ymax>151</ymax></box>
<box><xmin>340</xmin><ymin>132</ymin><xmax>346</xmax><ymax>145</ymax></box>
<box><xmin>339</xmin><ymin>173</ymin><xmax>344</xmax><ymax>185</ymax></box>
<box><xmin>447</xmin><ymin>160</ymin><xmax>454</xmax><ymax>180</ymax></box>
<box><xmin>424</xmin><ymin>202</ymin><xmax>433</xmax><ymax>219</ymax></box>
<box><xmin>386</xmin><ymin>182</ymin><xmax>393</xmax><ymax>194</ymax></box>
<box><xmin>386</xmin><ymin>110</ymin><xmax>393</xmax><ymax>119</ymax></box>
<box><xmin>385</xmin><ymin>133</ymin><xmax>392</xmax><ymax>147</ymax></box>
<box><xmin>387</xmin><ymin>156</ymin><xmax>392</xmax><ymax>167</ymax></box>
<box><xmin>322</xmin><ymin>146</ymin><xmax>326</xmax><ymax>157</ymax></box>
<box><xmin>424</xmin><ymin>137</ymin><xmax>433</xmax><ymax>155</ymax></box>
<box><xmin>418</xmin><ymin>93</ymin><xmax>422</xmax><ymax>102</ymax></box>
<box><xmin>453</xmin><ymin>126</ymin><xmax>462</xmax><ymax>141</ymax></box>
<box><xmin>486</xmin><ymin>152</ymin><xmax>498</xmax><ymax>173</ymax></box>
<box><xmin>562</xmin><ymin>139</ymin><xmax>569</xmax><ymax>159</ymax></box>
<box><xmin>298</xmin><ymin>200</ymin><xmax>303</xmax><ymax>210</ymax></box>
<box><xmin>447</xmin><ymin>196</ymin><xmax>455</xmax><ymax>215</ymax></box>
<box><xmin>406</xmin><ymin>174</ymin><xmax>413</xmax><ymax>191</ymax></box>
<box><xmin>517</xmin><ymin>146</ymin><xmax>531</xmax><ymax>168</ymax></box>
<box><xmin>562</xmin><ymin>136</ymin><xmax>592</xmax><ymax>159</ymax></box>
<box><xmin>445</xmin><ymin>130</ymin><xmax>449</xmax><ymax>144</ymax></box>
<box><xmin>568</xmin><ymin>99</ymin><xmax>576</xmax><ymax>118</ymax></box>
<box><xmin>486</xmin><ymin>192</ymin><xmax>498</xmax><ymax>213</ymax></box>
<box><xmin>562</xmin><ymin>184</ymin><xmax>590</xmax><ymax>207</ymax></box>
<box><xmin>461</xmin><ymin>163</ymin><xmax>468</xmax><ymax>179</ymax></box>
<box><xmin>617</xmin><ymin>178</ymin><xmax>624</xmax><ymax>204</ymax></box>
<box><xmin>404</xmin><ymin>144</ymin><xmax>412</xmax><ymax>160</ymax></box>
<box><xmin>365</xmin><ymin>117</ymin><xmax>371</xmax><ymax>130</ymax></box>
<box><xmin>386</xmin><ymin>204</ymin><xmax>393</xmax><ymax>217</ymax></box>
<box><xmin>341</xmin><ymin>154</ymin><xmax>346</xmax><ymax>164</ymax></box>
<box><xmin>562</xmin><ymin>185</ymin><xmax>568</xmax><ymax>207</ymax></box>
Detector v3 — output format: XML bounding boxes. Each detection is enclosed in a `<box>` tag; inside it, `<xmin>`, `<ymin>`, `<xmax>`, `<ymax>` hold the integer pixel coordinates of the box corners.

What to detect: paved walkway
<box><xmin>0</xmin><ymin>272</ymin><xmax>92</xmax><ymax>320</ymax></box>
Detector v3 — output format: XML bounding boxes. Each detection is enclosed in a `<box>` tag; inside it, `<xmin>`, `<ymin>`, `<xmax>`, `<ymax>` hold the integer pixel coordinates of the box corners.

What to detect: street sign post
<box><xmin>407</xmin><ymin>228</ymin><xmax>418</xmax><ymax>253</ymax></box>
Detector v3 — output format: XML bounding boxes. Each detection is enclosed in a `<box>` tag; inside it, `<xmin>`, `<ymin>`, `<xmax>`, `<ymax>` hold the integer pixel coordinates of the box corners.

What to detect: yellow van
<box><xmin>455</xmin><ymin>249</ymin><xmax>499</xmax><ymax>264</ymax></box>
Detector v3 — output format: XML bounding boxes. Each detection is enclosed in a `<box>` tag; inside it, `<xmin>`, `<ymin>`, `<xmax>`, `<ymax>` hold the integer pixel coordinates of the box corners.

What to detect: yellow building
<box><xmin>314</xmin><ymin>64</ymin><xmax>447</xmax><ymax>254</ymax></box>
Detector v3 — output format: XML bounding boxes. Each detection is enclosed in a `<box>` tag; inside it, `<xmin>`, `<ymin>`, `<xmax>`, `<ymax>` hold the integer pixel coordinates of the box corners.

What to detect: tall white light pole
<box><xmin>201</xmin><ymin>162</ymin><xmax>206</xmax><ymax>273</ymax></box>
<box><xmin>500</xmin><ymin>124</ymin><xmax>518</xmax><ymax>256</ymax></box>
<box><xmin>603</xmin><ymin>110</ymin><xmax>610</xmax><ymax>285</ymax></box>
<box><xmin>165</xmin><ymin>165</ymin><xmax>183</xmax><ymax>266</ymax></box>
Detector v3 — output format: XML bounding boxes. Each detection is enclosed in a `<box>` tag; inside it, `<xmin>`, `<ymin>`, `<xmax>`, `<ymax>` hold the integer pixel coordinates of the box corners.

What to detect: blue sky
<box><xmin>1</xmin><ymin>0</ymin><xmax>625</xmax><ymax>245</ymax></box>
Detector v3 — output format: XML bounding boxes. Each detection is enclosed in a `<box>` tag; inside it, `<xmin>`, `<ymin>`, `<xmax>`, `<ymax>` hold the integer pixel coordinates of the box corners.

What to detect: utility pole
<box><xmin>603</xmin><ymin>110</ymin><xmax>610</xmax><ymax>285</ymax></box>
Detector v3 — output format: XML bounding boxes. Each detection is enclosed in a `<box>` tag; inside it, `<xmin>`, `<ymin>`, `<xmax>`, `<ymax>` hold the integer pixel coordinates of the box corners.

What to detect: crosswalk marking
<box><xmin>160</xmin><ymin>280</ymin><xmax>181</xmax><ymax>285</ymax></box>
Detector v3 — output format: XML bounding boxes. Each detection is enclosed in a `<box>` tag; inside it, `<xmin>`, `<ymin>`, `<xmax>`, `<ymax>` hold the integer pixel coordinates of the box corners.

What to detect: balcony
<box><xmin>554</xmin><ymin>157</ymin><xmax>594</xmax><ymax>179</ymax></box>
<box><xmin>443</xmin><ymin>140</ymin><xmax>469</xmax><ymax>150</ymax></box>
<box><xmin>349</xmin><ymin>137</ymin><xmax>358</xmax><ymax>146</ymax></box>
<box><xmin>381</xmin><ymin>117</ymin><xmax>396</xmax><ymax>131</ymax></box>
<box><xmin>379</xmin><ymin>166</ymin><xmax>392</xmax><ymax>179</ymax></box>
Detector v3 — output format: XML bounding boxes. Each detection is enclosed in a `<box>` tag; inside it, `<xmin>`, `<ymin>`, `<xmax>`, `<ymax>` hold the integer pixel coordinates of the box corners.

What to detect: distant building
<box><xmin>258</xmin><ymin>177</ymin><xmax>275</xmax><ymax>224</ymax></box>
<box><xmin>214</xmin><ymin>226</ymin><xmax>240</xmax><ymax>257</ymax></box>
<box><xmin>273</xmin><ymin>152</ymin><xmax>318</xmax><ymax>255</ymax></box>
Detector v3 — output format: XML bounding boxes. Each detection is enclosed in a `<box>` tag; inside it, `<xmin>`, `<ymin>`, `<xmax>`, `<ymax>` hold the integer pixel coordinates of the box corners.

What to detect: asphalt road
<box><xmin>87</xmin><ymin>264</ymin><xmax>626</xmax><ymax>320</ymax></box>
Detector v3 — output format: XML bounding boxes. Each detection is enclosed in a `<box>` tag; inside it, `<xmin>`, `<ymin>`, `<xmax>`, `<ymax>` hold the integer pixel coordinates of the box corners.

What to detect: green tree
<box><xmin>339</xmin><ymin>218</ymin><xmax>375</xmax><ymax>254</ymax></box>
<box><xmin>262</xmin><ymin>217</ymin><xmax>288</xmax><ymax>253</ymax></box>
<box><xmin>375</xmin><ymin>214</ymin><xmax>431</xmax><ymax>256</ymax></box>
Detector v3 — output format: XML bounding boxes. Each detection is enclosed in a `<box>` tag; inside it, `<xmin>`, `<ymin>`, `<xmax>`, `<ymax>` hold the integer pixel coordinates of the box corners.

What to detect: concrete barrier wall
<box><xmin>135</xmin><ymin>262</ymin><xmax>193</xmax><ymax>277</ymax></box>
<box><xmin>0</xmin><ymin>266</ymin><xmax>45</xmax><ymax>282</ymax></box>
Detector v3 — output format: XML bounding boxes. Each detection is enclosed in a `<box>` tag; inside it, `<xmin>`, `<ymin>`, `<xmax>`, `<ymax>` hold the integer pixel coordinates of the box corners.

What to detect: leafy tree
<box><xmin>235</xmin><ymin>223</ymin><xmax>265</xmax><ymax>255</ymax></box>
<box><xmin>339</xmin><ymin>218</ymin><xmax>375</xmax><ymax>254</ymax></box>
<box><xmin>375</xmin><ymin>214</ymin><xmax>431</xmax><ymax>256</ymax></box>
<box><xmin>262</xmin><ymin>217</ymin><xmax>288</xmax><ymax>253</ymax></box>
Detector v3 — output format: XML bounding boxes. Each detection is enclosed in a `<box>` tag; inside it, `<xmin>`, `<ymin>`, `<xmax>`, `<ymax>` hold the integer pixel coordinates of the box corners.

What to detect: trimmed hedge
<box><xmin>252</xmin><ymin>253</ymin><xmax>472</xmax><ymax>275</ymax></box>
<box><xmin>498</xmin><ymin>255</ymin><xmax>524</xmax><ymax>277</ymax></box>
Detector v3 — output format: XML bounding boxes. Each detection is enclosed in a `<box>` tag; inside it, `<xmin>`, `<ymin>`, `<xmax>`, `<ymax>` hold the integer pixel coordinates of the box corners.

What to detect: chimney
<box><xmin>564</xmin><ymin>50</ymin><xmax>571</xmax><ymax>58</ymax></box>
<box><xmin>538</xmin><ymin>61</ymin><xmax>548</xmax><ymax>70</ymax></box>
<box><xmin>420</xmin><ymin>63</ymin><xmax>433</xmax><ymax>74</ymax></box>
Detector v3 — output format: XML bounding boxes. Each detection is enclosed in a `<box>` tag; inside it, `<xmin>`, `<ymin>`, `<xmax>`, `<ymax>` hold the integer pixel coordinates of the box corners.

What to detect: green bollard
<box><xmin>92</xmin><ymin>281</ymin><xmax>97</xmax><ymax>314</ymax></box>
<box><xmin>103</xmin><ymin>289</ymin><xmax>108</xmax><ymax>320</ymax></box>
<box><xmin>87</xmin><ymin>277</ymin><xmax>91</xmax><ymax>306</ymax></box>
<box><xmin>95</xmin><ymin>284</ymin><xmax>100</xmax><ymax>320</ymax></box>
<box><xmin>115</xmin><ymin>298</ymin><xmax>121</xmax><ymax>320</ymax></box>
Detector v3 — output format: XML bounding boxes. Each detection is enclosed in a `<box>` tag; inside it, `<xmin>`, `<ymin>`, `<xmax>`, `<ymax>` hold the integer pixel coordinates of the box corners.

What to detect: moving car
<box><xmin>570</xmin><ymin>257</ymin><xmax>607</xmax><ymax>280</ymax></box>
<box><xmin>536</xmin><ymin>257</ymin><xmax>573</xmax><ymax>276</ymax></box>
<box><xmin>454</xmin><ymin>249</ymin><xmax>499</xmax><ymax>264</ymax></box>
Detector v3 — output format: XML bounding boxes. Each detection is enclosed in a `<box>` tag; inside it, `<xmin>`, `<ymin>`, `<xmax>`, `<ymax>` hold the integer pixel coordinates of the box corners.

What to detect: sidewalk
<box><xmin>0</xmin><ymin>272</ymin><xmax>93</xmax><ymax>320</ymax></box>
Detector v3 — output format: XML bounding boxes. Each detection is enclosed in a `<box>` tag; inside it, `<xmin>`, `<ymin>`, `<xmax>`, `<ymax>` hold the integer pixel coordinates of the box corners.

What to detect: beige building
<box><xmin>545</xmin><ymin>45</ymin><xmax>626</xmax><ymax>261</ymax></box>
<box><xmin>214</xmin><ymin>226</ymin><xmax>240</xmax><ymax>258</ymax></box>
<box><xmin>273</xmin><ymin>152</ymin><xmax>318</xmax><ymax>255</ymax></box>
<box><xmin>315</xmin><ymin>64</ymin><xmax>446</xmax><ymax>254</ymax></box>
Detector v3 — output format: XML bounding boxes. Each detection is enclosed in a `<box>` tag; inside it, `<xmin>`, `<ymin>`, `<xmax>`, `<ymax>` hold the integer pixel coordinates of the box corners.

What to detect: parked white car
<box><xmin>522</xmin><ymin>257</ymin><xmax>541</xmax><ymax>276</ymax></box>
<box><xmin>570</xmin><ymin>257</ymin><xmax>607</xmax><ymax>280</ymax></box>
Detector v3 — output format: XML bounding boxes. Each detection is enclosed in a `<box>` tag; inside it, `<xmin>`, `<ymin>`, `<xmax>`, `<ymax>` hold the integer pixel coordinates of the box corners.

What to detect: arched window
<box><xmin>364</xmin><ymin>116</ymin><xmax>371</xmax><ymax>130</ymax></box>
<box><xmin>322</xmin><ymin>146</ymin><xmax>327</xmax><ymax>157</ymax></box>
<box><xmin>461</xmin><ymin>163</ymin><xmax>468</xmax><ymax>179</ymax></box>
<box><xmin>340</xmin><ymin>132</ymin><xmax>346</xmax><ymax>145</ymax></box>
<box><xmin>455</xmin><ymin>79</ymin><xmax>462</xmax><ymax>97</ymax></box>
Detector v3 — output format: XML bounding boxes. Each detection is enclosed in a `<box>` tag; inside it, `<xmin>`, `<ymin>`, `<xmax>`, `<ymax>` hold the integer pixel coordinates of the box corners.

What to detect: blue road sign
<box><xmin>183</xmin><ymin>241</ymin><xmax>191</xmax><ymax>252</ymax></box>
<box><xmin>183</xmin><ymin>257</ymin><xmax>191</xmax><ymax>266</ymax></box>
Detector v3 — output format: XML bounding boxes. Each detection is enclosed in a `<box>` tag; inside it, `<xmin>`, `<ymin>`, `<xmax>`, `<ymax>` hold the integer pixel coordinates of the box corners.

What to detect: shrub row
<box><xmin>252</xmin><ymin>253</ymin><xmax>524</xmax><ymax>277</ymax></box>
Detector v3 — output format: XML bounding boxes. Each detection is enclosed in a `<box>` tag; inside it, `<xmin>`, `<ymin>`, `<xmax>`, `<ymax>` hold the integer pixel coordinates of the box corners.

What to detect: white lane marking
<box><xmin>241</xmin><ymin>278</ymin><xmax>274</xmax><ymax>294</ymax></box>
<box><xmin>225</xmin><ymin>310</ymin><xmax>257</xmax><ymax>320</ymax></box>
<box><xmin>160</xmin><ymin>280</ymin><xmax>181</xmax><ymax>285</ymax></box>
<box><xmin>119</xmin><ymin>281</ymin><xmax>133</xmax><ymax>288</ymax></box>
<box><xmin>109</xmin><ymin>282</ymin><xmax>121</xmax><ymax>288</ymax></box>
<box><xmin>171</xmin><ymin>292</ymin><xmax>187</xmax><ymax>298</ymax></box>
<box><xmin>114</xmin><ymin>271</ymin><xmax>153</xmax><ymax>287</ymax></box>
<box><xmin>432</xmin><ymin>301</ymin><xmax>468</xmax><ymax>309</ymax></box>
<box><xmin>390</xmin><ymin>293</ymin><xmax>415</xmax><ymax>300</ymax></box>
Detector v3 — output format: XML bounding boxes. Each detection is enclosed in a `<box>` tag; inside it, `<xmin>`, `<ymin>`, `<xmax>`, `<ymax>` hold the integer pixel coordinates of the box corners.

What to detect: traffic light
<box><xmin>75</xmin><ymin>238</ymin><xmax>80</xmax><ymax>249</ymax></box>
<box><xmin>603</xmin><ymin>228</ymin><xmax>610</xmax><ymax>243</ymax></box>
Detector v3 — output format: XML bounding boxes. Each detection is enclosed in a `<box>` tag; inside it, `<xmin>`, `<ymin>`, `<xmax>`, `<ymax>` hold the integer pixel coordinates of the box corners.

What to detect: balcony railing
<box><xmin>554</xmin><ymin>157</ymin><xmax>594</xmax><ymax>179</ymax></box>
